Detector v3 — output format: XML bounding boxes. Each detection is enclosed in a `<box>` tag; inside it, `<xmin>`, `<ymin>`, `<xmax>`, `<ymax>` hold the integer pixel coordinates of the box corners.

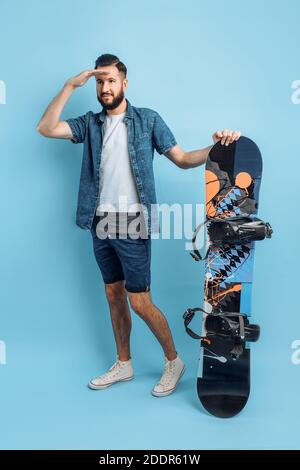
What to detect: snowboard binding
<box><xmin>183</xmin><ymin>308</ymin><xmax>260</xmax><ymax>359</ymax></box>
<box><xmin>191</xmin><ymin>216</ymin><xmax>273</xmax><ymax>261</ymax></box>
<box><xmin>208</xmin><ymin>216</ymin><xmax>273</xmax><ymax>245</ymax></box>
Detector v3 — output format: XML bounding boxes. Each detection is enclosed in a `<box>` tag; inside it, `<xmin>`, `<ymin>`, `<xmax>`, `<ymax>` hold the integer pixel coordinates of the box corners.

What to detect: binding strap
<box><xmin>190</xmin><ymin>221</ymin><xmax>210</xmax><ymax>261</ymax></box>
<box><xmin>183</xmin><ymin>307</ymin><xmax>207</xmax><ymax>339</ymax></box>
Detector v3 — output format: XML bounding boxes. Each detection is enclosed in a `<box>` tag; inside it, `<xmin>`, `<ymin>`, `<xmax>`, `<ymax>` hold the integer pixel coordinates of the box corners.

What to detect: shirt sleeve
<box><xmin>152</xmin><ymin>112</ymin><xmax>177</xmax><ymax>155</ymax></box>
<box><xmin>65</xmin><ymin>113</ymin><xmax>88</xmax><ymax>144</ymax></box>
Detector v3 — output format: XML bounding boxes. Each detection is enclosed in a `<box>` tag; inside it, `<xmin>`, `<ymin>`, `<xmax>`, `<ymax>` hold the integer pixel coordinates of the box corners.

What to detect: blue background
<box><xmin>1</xmin><ymin>0</ymin><xmax>299</xmax><ymax>450</ymax></box>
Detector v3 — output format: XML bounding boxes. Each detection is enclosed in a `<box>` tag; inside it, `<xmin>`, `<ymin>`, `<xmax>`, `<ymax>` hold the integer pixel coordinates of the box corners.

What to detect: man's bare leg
<box><xmin>127</xmin><ymin>291</ymin><xmax>177</xmax><ymax>361</ymax></box>
<box><xmin>104</xmin><ymin>280</ymin><xmax>132</xmax><ymax>361</ymax></box>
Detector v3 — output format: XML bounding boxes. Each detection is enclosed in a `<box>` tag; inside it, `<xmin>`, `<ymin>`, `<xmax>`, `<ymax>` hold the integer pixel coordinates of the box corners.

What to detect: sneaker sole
<box><xmin>151</xmin><ymin>365</ymin><xmax>185</xmax><ymax>397</ymax></box>
<box><xmin>88</xmin><ymin>375</ymin><xmax>134</xmax><ymax>390</ymax></box>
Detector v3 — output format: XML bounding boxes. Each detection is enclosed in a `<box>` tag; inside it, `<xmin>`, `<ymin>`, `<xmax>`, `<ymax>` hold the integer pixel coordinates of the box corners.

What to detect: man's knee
<box><xmin>128</xmin><ymin>292</ymin><xmax>151</xmax><ymax>317</ymax></box>
<box><xmin>105</xmin><ymin>281</ymin><xmax>126</xmax><ymax>305</ymax></box>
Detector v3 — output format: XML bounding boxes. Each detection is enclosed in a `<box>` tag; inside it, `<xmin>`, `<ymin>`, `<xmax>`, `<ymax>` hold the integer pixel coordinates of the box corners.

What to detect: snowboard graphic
<box><xmin>184</xmin><ymin>136</ymin><xmax>272</xmax><ymax>418</ymax></box>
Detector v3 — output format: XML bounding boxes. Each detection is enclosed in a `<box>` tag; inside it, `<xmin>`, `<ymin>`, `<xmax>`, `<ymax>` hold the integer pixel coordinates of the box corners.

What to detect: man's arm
<box><xmin>164</xmin><ymin>144</ymin><xmax>213</xmax><ymax>169</ymax></box>
<box><xmin>164</xmin><ymin>130</ymin><xmax>241</xmax><ymax>169</ymax></box>
<box><xmin>36</xmin><ymin>83</ymin><xmax>75</xmax><ymax>138</ymax></box>
<box><xmin>36</xmin><ymin>70</ymin><xmax>100</xmax><ymax>139</ymax></box>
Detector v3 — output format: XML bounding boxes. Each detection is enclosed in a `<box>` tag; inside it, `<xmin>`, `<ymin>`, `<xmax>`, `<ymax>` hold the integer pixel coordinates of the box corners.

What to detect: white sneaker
<box><xmin>88</xmin><ymin>358</ymin><xmax>134</xmax><ymax>390</ymax></box>
<box><xmin>151</xmin><ymin>355</ymin><xmax>185</xmax><ymax>397</ymax></box>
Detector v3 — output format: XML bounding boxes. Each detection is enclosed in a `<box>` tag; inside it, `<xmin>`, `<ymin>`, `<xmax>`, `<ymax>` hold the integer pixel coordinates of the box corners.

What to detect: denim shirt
<box><xmin>66</xmin><ymin>99</ymin><xmax>177</xmax><ymax>234</ymax></box>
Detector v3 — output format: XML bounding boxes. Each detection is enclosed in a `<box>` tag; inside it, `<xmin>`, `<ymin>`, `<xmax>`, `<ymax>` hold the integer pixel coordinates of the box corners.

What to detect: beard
<box><xmin>97</xmin><ymin>89</ymin><xmax>125</xmax><ymax>110</ymax></box>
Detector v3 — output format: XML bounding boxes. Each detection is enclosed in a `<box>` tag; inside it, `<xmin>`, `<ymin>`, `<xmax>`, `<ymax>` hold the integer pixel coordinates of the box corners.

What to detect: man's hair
<box><xmin>94</xmin><ymin>54</ymin><xmax>127</xmax><ymax>77</ymax></box>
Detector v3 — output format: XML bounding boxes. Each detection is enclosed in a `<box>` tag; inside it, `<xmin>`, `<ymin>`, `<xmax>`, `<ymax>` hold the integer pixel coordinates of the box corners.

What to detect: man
<box><xmin>37</xmin><ymin>53</ymin><xmax>241</xmax><ymax>397</ymax></box>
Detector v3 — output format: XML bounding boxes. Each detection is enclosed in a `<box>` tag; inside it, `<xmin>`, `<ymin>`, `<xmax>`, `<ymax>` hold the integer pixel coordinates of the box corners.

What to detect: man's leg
<box><xmin>127</xmin><ymin>290</ymin><xmax>177</xmax><ymax>361</ymax></box>
<box><xmin>104</xmin><ymin>280</ymin><xmax>132</xmax><ymax>362</ymax></box>
<box><xmin>127</xmin><ymin>290</ymin><xmax>185</xmax><ymax>397</ymax></box>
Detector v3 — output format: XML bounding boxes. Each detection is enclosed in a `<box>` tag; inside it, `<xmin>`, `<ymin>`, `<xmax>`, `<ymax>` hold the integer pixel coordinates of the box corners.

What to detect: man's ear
<box><xmin>123</xmin><ymin>79</ymin><xmax>128</xmax><ymax>90</ymax></box>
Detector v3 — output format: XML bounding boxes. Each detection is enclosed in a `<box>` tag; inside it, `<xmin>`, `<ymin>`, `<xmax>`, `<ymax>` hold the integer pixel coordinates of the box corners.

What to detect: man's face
<box><xmin>95</xmin><ymin>65</ymin><xmax>128</xmax><ymax>110</ymax></box>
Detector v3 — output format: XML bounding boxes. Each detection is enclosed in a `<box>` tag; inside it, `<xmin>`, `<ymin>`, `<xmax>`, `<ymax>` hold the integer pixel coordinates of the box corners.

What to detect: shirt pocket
<box><xmin>134</xmin><ymin>132</ymin><xmax>152</xmax><ymax>150</ymax></box>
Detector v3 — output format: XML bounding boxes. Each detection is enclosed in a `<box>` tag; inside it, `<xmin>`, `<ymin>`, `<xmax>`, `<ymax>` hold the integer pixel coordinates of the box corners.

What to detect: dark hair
<box><xmin>94</xmin><ymin>54</ymin><xmax>127</xmax><ymax>77</ymax></box>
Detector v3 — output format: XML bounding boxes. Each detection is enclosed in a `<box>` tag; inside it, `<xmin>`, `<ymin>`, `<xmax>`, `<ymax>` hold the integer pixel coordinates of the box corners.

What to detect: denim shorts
<box><xmin>90</xmin><ymin>216</ymin><xmax>151</xmax><ymax>293</ymax></box>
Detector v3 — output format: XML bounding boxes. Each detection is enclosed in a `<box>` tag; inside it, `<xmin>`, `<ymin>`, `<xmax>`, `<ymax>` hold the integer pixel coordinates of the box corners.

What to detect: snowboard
<box><xmin>183</xmin><ymin>136</ymin><xmax>272</xmax><ymax>418</ymax></box>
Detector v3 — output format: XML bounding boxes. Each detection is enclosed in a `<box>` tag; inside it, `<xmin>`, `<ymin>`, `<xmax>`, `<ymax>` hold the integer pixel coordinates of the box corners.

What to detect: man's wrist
<box><xmin>63</xmin><ymin>81</ymin><xmax>76</xmax><ymax>93</ymax></box>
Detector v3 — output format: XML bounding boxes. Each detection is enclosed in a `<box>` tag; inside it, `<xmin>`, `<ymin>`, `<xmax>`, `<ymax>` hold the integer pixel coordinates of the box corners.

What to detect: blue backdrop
<box><xmin>1</xmin><ymin>0</ymin><xmax>299</xmax><ymax>450</ymax></box>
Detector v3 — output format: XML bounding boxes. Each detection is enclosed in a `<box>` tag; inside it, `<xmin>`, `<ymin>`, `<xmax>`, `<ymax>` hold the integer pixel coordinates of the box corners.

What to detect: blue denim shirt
<box><xmin>66</xmin><ymin>99</ymin><xmax>177</xmax><ymax>234</ymax></box>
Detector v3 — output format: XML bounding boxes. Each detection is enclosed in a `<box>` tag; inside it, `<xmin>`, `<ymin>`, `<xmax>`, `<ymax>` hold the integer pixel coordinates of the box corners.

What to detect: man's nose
<box><xmin>101</xmin><ymin>82</ymin><xmax>110</xmax><ymax>93</ymax></box>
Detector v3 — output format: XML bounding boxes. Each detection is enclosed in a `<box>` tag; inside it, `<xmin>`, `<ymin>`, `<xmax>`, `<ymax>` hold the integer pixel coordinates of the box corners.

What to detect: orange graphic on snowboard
<box><xmin>205</xmin><ymin>170</ymin><xmax>252</xmax><ymax>218</ymax></box>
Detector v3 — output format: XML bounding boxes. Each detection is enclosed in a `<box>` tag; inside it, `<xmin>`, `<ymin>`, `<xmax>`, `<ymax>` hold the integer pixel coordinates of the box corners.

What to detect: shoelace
<box><xmin>159</xmin><ymin>361</ymin><xmax>177</xmax><ymax>387</ymax></box>
<box><xmin>102</xmin><ymin>361</ymin><xmax>123</xmax><ymax>379</ymax></box>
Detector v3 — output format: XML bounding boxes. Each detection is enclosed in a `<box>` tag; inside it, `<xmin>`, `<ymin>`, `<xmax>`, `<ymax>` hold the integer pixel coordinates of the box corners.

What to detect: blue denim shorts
<box><xmin>90</xmin><ymin>216</ymin><xmax>151</xmax><ymax>293</ymax></box>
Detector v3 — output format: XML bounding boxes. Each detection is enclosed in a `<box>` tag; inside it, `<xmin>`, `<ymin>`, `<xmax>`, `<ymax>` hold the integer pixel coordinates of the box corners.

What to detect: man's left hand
<box><xmin>212</xmin><ymin>129</ymin><xmax>241</xmax><ymax>146</ymax></box>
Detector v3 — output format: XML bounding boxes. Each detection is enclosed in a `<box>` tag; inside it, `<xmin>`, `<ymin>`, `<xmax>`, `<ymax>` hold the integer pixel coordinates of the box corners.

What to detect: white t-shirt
<box><xmin>96</xmin><ymin>111</ymin><xmax>140</xmax><ymax>213</ymax></box>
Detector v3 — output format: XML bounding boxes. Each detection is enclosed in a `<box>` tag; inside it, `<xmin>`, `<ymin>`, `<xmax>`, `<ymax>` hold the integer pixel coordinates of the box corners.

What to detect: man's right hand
<box><xmin>66</xmin><ymin>69</ymin><xmax>105</xmax><ymax>89</ymax></box>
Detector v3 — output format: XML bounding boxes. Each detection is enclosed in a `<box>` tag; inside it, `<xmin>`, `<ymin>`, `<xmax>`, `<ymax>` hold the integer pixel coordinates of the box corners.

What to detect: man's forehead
<box><xmin>95</xmin><ymin>65</ymin><xmax>120</xmax><ymax>77</ymax></box>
